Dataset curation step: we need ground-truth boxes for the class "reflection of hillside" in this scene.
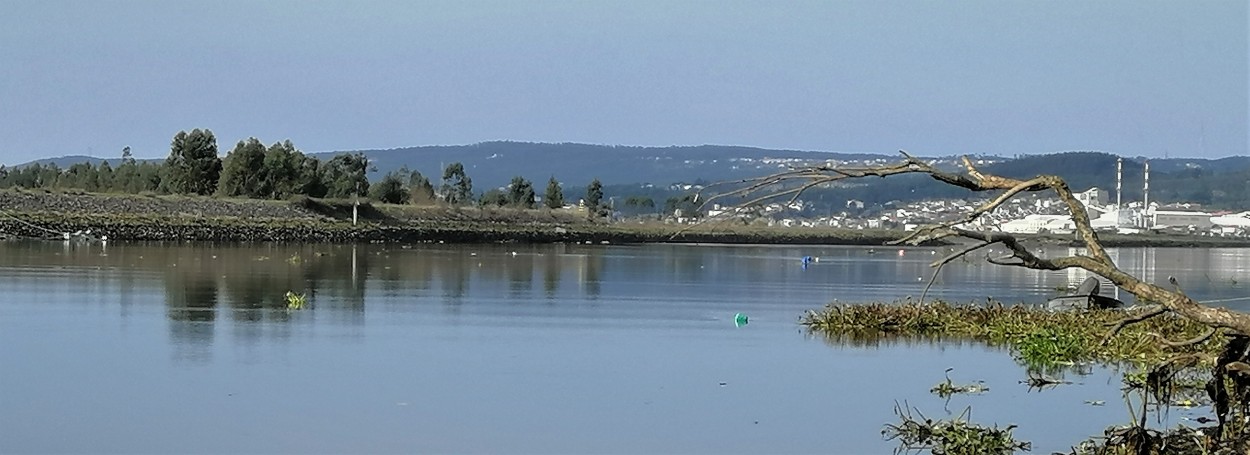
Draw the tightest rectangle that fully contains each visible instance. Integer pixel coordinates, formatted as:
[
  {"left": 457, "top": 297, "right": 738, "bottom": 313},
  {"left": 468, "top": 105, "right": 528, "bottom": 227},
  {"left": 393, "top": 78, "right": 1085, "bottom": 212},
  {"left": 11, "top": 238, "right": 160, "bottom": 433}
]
[
  {"left": 153, "top": 244, "right": 369, "bottom": 357},
  {"left": 6, "top": 241, "right": 1249, "bottom": 355}
]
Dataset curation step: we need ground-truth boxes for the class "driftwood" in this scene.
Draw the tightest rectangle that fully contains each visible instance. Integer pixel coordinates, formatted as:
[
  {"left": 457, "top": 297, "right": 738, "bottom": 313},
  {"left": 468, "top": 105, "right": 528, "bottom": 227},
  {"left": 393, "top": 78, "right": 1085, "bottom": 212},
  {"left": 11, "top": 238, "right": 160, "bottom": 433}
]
[{"left": 699, "top": 152, "right": 1250, "bottom": 340}]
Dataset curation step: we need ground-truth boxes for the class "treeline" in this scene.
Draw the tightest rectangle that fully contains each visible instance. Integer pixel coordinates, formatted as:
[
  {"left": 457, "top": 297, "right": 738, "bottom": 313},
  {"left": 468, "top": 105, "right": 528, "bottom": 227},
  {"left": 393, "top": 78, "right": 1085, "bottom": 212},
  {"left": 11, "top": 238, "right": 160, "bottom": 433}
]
[
  {"left": 0, "top": 129, "right": 623, "bottom": 216},
  {"left": 0, "top": 130, "right": 367, "bottom": 200}
]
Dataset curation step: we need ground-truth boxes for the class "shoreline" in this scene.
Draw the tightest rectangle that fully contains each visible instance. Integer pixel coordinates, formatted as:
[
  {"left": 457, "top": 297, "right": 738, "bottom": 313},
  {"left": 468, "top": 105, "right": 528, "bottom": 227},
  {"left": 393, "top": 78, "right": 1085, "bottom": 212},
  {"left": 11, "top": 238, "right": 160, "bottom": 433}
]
[{"left": 2, "top": 189, "right": 1249, "bottom": 247}]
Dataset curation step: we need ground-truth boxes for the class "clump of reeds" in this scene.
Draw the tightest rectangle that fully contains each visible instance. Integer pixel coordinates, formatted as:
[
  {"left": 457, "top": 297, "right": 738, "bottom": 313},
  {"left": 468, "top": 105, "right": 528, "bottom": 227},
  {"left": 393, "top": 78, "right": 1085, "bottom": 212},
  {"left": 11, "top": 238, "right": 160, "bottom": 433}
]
[
  {"left": 883, "top": 403, "right": 1030, "bottom": 455},
  {"left": 801, "top": 300, "right": 1221, "bottom": 367}
]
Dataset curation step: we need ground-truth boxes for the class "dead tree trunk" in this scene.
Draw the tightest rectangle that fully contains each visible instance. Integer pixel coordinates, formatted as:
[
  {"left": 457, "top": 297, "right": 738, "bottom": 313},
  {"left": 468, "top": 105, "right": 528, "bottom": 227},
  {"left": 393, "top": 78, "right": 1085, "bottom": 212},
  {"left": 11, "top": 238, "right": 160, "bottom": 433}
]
[{"left": 701, "top": 152, "right": 1250, "bottom": 338}]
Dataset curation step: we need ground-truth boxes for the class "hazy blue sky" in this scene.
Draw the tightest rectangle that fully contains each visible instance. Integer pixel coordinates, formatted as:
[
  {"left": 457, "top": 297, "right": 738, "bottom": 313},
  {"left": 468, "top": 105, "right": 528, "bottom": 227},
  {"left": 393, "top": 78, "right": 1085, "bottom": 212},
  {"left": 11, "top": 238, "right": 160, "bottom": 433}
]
[{"left": 1, "top": 0, "right": 1246, "bottom": 164}]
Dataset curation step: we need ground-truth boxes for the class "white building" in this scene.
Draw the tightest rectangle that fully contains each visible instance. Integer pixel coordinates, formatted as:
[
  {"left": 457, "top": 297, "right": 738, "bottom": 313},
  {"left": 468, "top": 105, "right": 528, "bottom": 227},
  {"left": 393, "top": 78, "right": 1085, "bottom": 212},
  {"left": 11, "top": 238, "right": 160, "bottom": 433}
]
[
  {"left": 1151, "top": 209, "right": 1213, "bottom": 229},
  {"left": 999, "top": 214, "right": 1075, "bottom": 234},
  {"left": 1089, "top": 205, "right": 1147, "bottom": 230},
  {"left": 1212, "top": 212, "right": 1250, "bottom": 228},
  {"left": 1076, "top": 187, "right": 1109, "bottom": 208},
  {"left": 1211, "top": 212, "right": 1250, "bottom": 235}
]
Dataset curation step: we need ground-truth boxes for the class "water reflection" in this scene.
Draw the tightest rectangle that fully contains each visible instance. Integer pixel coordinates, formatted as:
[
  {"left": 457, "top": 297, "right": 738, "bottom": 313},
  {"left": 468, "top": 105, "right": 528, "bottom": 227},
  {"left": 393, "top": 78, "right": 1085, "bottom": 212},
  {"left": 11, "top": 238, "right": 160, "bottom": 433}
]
[
  {"left": 4, "top": 241, "right": 1250, "bottom": 350},
  {"left": 5, "top": 241, "right": 1250, "bottom": 453},
  {"left": 581, "top": 248, "right": 603, "bottom": 299},
  {"left": 544, "top": 246, "right": 561, "bottom": 299}
]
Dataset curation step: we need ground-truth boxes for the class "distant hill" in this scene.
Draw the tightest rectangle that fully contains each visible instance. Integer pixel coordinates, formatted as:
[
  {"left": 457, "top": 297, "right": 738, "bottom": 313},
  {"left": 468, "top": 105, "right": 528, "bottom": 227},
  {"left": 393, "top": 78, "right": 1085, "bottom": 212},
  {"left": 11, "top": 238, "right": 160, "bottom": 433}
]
[
  {"left": 316, "top": 141, "right": 895, "bottom": 189},
  {"left": 14, "top": 142, "right": 1250, "bottom": 210},
  {"left": 15, "top": 155, "right": 129, "bottom": 169},
  {"left": 319, "top": 143, "right": 1248, "bottom": 209},
  {"left": 1145, "top": 156, "right": 1250, "bottom": 175},
  {"left": 803, "top": 151, "right": 1250, "bottom": 209}
]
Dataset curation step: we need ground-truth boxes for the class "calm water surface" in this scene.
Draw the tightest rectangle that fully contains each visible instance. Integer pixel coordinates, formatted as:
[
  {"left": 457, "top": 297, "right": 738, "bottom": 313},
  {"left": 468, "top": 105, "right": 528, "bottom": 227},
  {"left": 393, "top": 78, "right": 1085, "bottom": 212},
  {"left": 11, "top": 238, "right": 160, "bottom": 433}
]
[{"left": 3, "top": 241, "right": 1249, "bottom": 454}]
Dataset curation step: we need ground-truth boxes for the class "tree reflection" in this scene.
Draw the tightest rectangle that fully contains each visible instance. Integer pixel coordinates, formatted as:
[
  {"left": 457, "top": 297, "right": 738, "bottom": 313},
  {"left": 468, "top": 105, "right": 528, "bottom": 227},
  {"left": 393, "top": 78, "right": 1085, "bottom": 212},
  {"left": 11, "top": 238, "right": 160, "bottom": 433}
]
[
  {"left": 439, "top": 255, "right": 470, "bottom": 307},
  {"left": 581, "top": 248, "right": 603, "bottom": 299},
  {"left": 154, "top": 243, "right": 377, "bottom": 352},
  {"left": 508, "top": 252, "right": 534, "bottom": 298},
  {"left": 164, "top": 247, "right": 220, "bottom": 363},
  {"left": 544, "top": 248, "right": 562, "bottom": 299}
]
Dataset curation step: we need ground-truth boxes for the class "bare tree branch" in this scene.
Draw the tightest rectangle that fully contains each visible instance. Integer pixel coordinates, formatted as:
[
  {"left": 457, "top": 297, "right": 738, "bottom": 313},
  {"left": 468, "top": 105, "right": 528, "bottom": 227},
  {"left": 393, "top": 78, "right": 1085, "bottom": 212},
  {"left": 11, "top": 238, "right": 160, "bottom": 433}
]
[
  {"left": 1101, "top": 305, "right": 1169, "bottom": 345},
  {"left": 1149, "top": 328, "right": 1219, "bottom": 348},
  {"left": 916, "top": 241, "right": 993, "bottom": 304},
  {"left": 716, "top": 152, "right": 1250, "bottom": 338}
]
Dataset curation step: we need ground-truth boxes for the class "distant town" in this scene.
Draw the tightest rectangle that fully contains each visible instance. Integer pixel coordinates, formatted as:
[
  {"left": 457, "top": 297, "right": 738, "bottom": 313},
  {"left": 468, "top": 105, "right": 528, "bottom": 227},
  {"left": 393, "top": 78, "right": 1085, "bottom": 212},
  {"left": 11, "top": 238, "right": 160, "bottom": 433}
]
[{"left": 645, "top": 156, "right": 1250, "bottom": 238}]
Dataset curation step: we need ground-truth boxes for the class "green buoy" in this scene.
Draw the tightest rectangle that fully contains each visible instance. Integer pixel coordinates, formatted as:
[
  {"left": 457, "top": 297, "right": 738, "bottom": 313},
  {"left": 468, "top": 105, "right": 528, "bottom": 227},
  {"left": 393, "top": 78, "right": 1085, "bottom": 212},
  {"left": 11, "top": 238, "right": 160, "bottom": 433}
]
[{"left": 734, "top": 313, "right": 749, "bottom": 327}]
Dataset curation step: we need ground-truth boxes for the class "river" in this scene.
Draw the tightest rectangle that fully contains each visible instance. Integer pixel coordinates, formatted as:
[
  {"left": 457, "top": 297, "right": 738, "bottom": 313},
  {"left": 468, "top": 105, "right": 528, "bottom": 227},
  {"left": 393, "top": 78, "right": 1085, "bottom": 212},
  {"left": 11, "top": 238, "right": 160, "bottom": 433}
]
[{"left": 2, "top": 241, "right": 1249, "bottom": 453}]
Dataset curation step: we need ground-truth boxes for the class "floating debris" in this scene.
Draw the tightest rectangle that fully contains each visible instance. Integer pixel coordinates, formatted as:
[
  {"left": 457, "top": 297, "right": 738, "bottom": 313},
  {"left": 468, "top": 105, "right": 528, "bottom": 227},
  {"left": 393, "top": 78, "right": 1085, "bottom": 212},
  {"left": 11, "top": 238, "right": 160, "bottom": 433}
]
[
  {"left": 884, "top": 403, "right": 1030, "bottom": 455},
  {"left": 931, "top": 369, "right": 989, "bottom": 398},
  {"left": 1021, "top": 371, "right": 1071, "bottom": 389},
  {"left": 285, "top": 291, "right": 307, "bottom": 310},
  {"left": 734, "top": 313, "right": 749, "bottom": 327}
]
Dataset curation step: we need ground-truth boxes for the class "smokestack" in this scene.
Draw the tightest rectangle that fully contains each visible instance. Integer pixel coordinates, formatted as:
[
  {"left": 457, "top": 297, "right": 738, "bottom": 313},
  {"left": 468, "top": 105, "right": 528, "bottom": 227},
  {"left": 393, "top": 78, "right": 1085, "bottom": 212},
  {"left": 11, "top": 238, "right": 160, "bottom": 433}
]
[
  {"left": 1143, "top": 160, "right": 1150, "bottom": 227},
  {"left": 1116, "top": 157, "right": 1122, "bottom": 208}
]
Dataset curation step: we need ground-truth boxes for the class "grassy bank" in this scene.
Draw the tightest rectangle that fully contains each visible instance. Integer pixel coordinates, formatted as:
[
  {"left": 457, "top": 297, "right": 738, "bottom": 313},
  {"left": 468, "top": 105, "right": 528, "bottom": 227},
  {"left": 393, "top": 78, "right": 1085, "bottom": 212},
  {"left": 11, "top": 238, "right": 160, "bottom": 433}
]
[{"left": 0, "top": 189, "right": 908, "bottom": 244}]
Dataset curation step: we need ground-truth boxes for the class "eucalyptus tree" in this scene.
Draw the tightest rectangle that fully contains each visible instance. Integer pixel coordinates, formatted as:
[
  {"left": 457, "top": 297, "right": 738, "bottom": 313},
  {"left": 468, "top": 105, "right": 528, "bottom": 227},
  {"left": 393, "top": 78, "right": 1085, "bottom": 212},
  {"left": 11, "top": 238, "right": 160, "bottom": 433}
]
[
  {"left": 323, "top": 152, "right": 370, "bottom": 199},
  {"left": 369, "top": 170, "right": 409, "bottom": 204},
  {"left": 164, "top": 129, "right": 221, "bottom": 195},
  {"left": 408, "top": 170, "right": 436, "bottom": 205},
  {"left": 507, "top": 176, "right": 536, "bottom": 208},
  {"left": 218, "top": 138, "right": 267, "bottom": 197},
  {"left": 440, "top": 162, "right": 473, "bottom": 205}
]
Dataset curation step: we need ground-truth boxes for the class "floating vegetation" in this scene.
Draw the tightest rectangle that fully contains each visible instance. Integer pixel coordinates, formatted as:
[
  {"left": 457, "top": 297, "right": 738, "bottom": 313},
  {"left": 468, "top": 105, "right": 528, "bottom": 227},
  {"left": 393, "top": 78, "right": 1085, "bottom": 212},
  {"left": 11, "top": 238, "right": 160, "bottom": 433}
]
[
  {"left": 284, "top": 291, "right": 307, "bottom": 310},
  {"left": 1065, "top": 422, "right": 1250, "bottom": 455},
  {"left": 1016, "top": 327, "right": 1086, "bottom": 367},
  {"left": 930, "top": 368, "right": 988, "bottom": 399},
  {"left": 826, "top": 301, "right": 1250, "bottom": 452},
  {"left": 1020, "top": 371, "right": 1071, "bottom": 390},
  {"left": 883, "top": 403, "right": 1030, "bottom": 455},
  {"left": 802, "top": 300, "right": 1222, "bottom": 368},
  {"left": 286, "top": 253, "right": 302, "bottom": 264}
]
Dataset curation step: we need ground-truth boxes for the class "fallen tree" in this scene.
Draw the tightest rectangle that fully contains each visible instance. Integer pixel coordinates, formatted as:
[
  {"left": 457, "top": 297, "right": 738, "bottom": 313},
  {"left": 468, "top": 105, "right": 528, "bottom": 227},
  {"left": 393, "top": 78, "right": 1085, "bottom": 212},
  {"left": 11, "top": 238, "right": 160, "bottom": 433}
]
[
  {"left": 699, "top": 152, "right": 1250, "bottom": 450},
  {"left": 702, "top": 152, "right": 1250, "bottom": 337}
]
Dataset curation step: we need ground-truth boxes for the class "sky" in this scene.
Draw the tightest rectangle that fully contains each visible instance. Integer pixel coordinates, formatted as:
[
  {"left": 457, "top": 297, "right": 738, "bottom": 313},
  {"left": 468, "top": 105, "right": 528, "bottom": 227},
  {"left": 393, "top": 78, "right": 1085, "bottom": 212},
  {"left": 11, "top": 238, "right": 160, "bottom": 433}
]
[{"left": 1, "top": 0, "right": 1246, "bottom": 165}]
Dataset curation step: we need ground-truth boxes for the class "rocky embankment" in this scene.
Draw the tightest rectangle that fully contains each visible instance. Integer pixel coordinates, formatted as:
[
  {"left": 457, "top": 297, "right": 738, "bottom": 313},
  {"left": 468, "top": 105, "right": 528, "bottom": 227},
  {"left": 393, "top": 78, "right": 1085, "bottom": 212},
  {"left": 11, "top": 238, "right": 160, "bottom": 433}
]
[
  {"left": 2, "top": 190, "right": 1245, "bottom": 246},
  {"left": 0, "top": 190, "right": 323, "bottom": 218}
]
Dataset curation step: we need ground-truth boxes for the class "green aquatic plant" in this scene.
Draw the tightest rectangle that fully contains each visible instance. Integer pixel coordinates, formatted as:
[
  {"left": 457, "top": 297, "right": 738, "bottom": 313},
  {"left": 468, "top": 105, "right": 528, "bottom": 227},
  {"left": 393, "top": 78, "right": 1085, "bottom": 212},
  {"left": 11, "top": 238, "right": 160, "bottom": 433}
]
[
  {"left": 802, "top": 301, "right": 1222, "bottom": 368},
  {"left": 1015, "top": 327, "right": 1086, "bottom": 367},
  {"left": 930, "top": 368, "right": 988, "bottom": 399},
  {"left": 285, "top": 291, "right": 307, "bottom": 310},
  {"left": 286, "top": 253, "right": 302, "bottom": 264},
  {"left": 883, "top": 403, "right": 1030, "bottom": 455}
]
